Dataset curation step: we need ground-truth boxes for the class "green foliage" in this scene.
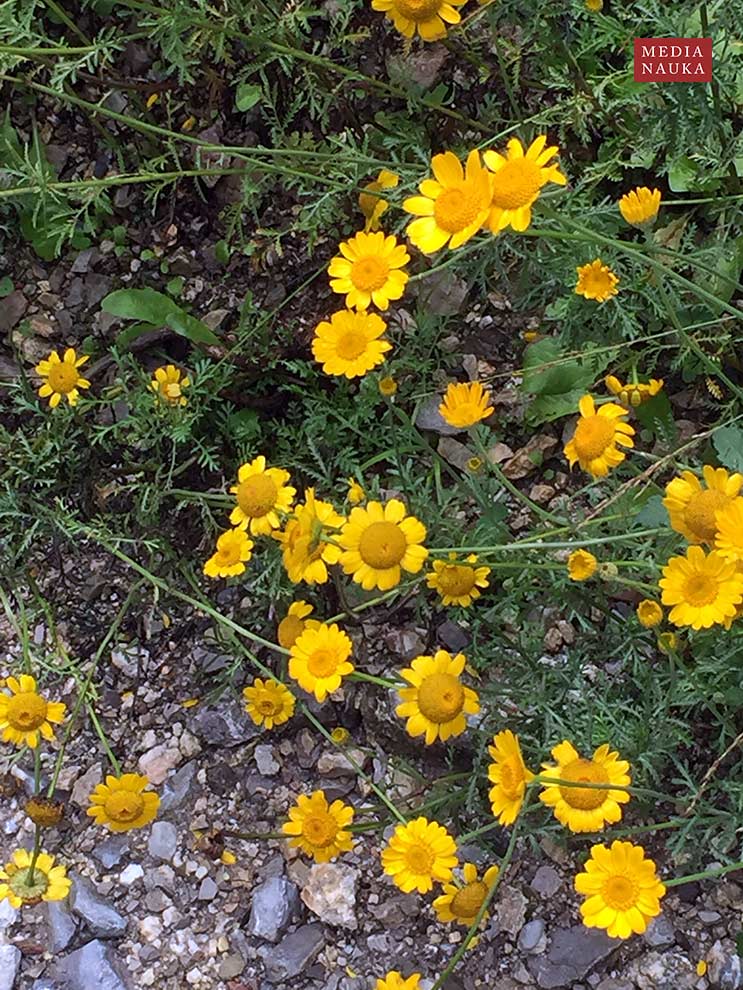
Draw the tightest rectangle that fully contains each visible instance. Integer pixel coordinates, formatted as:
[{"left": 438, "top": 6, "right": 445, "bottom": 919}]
[{"left": 102, "top": 289, "right": 222, "bottom": 347}]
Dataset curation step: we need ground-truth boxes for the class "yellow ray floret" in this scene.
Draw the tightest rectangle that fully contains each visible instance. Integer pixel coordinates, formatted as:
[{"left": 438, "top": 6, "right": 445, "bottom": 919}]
[
  {"left": 359, "top": 169, "right": 399, "bottom": 231},
  {"left": 288, "top": 622, "right": 354, "bottom": 702},
  {"left": 243, "top": 678, "right": 296, "bottom": 729},
  {"left": 433, "top": 862, "right": 500, "bottom": 926},
  {"left": 659, "top": 546, "right": 743, "bottom": 629},
  {"left": 229, "top": 456, "right": 296, "bottom": 535},
  {"left": 274, "top": 489, "right": 345, "bottom": 585},
  {"left": 484, "top": 135, "right": 566, "bottom": 233},
  {"left": 426, "top": 553, "right": 490, "bottom": 606},
  {"left": 282, "top": 789, "right": 354, "bottom": 862},
  {"left": 618, "top": 186, "right": 661, "bottom": 227},
  {"left": 328, "top": 231, "right": 409, "bottom": 311},
  {"left": 488, "top": 730, "right": 534, "bottom": 825},
  {"left": 439, "top": 381, "right": 494, "bottom": 429},
  {"left": 203, "top": 528, "right": 253, "bottom": 579},
  {"left": 381, "top": 816, "right": 458, "bottom": 893},
  {"left": 539, "top": 740, "right": 631, "bottom": 833},
  {"left": 575, "top": 840, "right": 665, "bottom": 939},
  {"left": 0, "top": 848, "right": 71, "bottom": 908},
  {"left": 312, "top": 309, "right": 392, "bottom": 379},
  {"left": 396, "top": 650, "right": 480, "bottom": 744},
  {"left": 371, "top": 0, "right": 467, "bottom": 41},
  {"left": 663, "top": 465, "right": 742, "bottom": 545},
  {"left": 564, "top": 394, "right": 635, "bottom": 478},
  {"left": 575, "top": 260, "right": 619, "bottom": 302},
  {"left": 87, "top": 773, "right": 160, "bottom": 832},
  {"left": 150, "top": 364, "right": 189, "bottom": 405},
  {"left": 35, "top": 347, "right": 90, "bottom": 409},
  {"left": 338, "top": 499, "right": 428, "bottom": 591},
  {"left": 0, "top": 675, "right": 66, "bottom": 749}
]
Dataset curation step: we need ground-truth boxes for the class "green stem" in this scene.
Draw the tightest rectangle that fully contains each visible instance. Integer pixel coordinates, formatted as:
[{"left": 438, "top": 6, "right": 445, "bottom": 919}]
[
  {"left": 87, "top": 704, "right": 122, "bottom": 774},
  {"left": 27, "top": 826, "right": 42, "bottom": 885},
  {"left": 0, "top": 45, "right": 97, "bottom": 55},
  {"left": 472, "top": 432, "right": 565, "bottom": 526},
  {"left": 666, "top": 860, "right": 743, "bottom": 888}
]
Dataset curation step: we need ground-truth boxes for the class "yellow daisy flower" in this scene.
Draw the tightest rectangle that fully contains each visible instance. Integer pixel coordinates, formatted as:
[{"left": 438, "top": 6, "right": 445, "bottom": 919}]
[
  {"left": 439, "top": 381, "right": 494, "bottom": 429},
  {"left": 575, "top": 260, "right": 619, "bottom": 303},
  {"left": 618, "top": 187, "right": 661, "bottom": 227},
  {"left": 585, "top": 0, "right": 603, "bottom": 9},
  {"left": 0, "top": 849, "right": 71, "bottom": 908},
  {"left": 715, "top": 498, "right": 743, "bottom": 562},
  {"left": 575, "top": 840, "right": 665, "bottom": 939},
  {"left": 433, "top": 862, "right": 500, "bottom": 926},
  {"left": 243, "top": 678, "right": 296, "bottom": 729},
  {"left": 338, "top": 499, "right": 428, "bottom": 591},
  {"left": 312, "top": 309, "right": 392, "bottom": 379},
  {"left": 150, "top": 364, "right": 189, "bottom": 405},
  {"left": 663, "top": 465, "right": 743, "bottom": 545},
  {"left": 396, "top": 650, "right": 480, "bottom": 745},
  {"left": 375, "top": 974, "right": 422, "bottom": 990},
  {"left": 539, "top": 740, "right": 631, "bottom": 833},
  {"left": 288, "top": 622, "right": 354, "bottom": 702},
  {"left": 330, "top": 726, "right": 350, "bottom": 745},
  {"left": 636, "top": 600, "right": 663, "bottom": 628},
  {"left": 0, "top": 675, "right": 66, "bottom": 749},
  {"left": 282, "top": 789, "right": 354, "bottom": 862},
  {"left": 488, "top": 730, "right": 535, "bottom": 825},
  {"left": 328, "top": 231, "right": 410, "bottom": 311},
  {"left": 25, "top": 797, "right": 64, "bottom": 829},
  {"left": 203, "top": 528, "right": 253, "bottom": 579},
  {"left": 379, "top": 375, "right": 398, "bottom": 397},
  {"left": 229, "top": 456, "right": 296, "bottom": 535},
  {"left": 35, "top": 347, "right": 90, "bottom": 408},
  {"left": 274, "top": 489, "right": 345, "bottom": 585},
  {"left": 371, "top": 0, "right": 467, "bottom": 41},
  {"left": 484, "top": 135, "right": 567, "bottom": 233},
  {"left": 657, "top": 631, "right": 679, "bottom": 654},
  {"left": 381, "top": 817, "right": 458, "bottom": 894},
  {"left": 659, "top": 546, "right": 743, "bottom": 629},
  {"left": 347, "top": 478, "right": 366, "bottom": 506},
  {"left": 277, "top": 601, "right": 317, "bottom": 649},
  {"left": 426, "top": 553, "right": 491, "bottom": 606},
  {"left": 359, "top": 169, "right": 400, "bottom": 231},
  {"left": 567, "top": 549, "right": 598, "bottom": 581},
  {"left": 605, "top": 375, "right": 664, "bottom": 408},
  {"left": 564, "top": 394, "right": 635, "bottom": 478},
  {"left": 86, "top": 773, "right": 160, "bottom": 832},
  {"left": 403, "top": 150, "right": 492, "bottom": 253}
]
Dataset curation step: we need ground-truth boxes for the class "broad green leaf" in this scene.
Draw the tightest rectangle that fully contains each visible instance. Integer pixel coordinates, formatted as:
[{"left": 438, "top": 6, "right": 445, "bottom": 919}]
[
  {"left": 236, "top": 83, "right": 262, "bottom": 112},
  {"left": 165, "top": 311, "right": 221, "bottom": 347},
  {"left": 102, "top": 288, "right": 182, "bottom": 324},
  {"left": 634, "top": 494, "right": 668, "bottom": 528},
  {"left": 712, "top": 425, "right": 743, "bottom": 474},
  {"left": 0, "top": 276, "right": 13, "bottom": 298},
  {"left": 115, "top": 322, "right": 158, "bottom": 349}
]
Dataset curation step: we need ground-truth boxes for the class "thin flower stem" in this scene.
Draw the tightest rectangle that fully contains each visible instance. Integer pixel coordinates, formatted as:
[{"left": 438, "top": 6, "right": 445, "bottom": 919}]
[
  {"left": 431, "top": 528, "right": 664, "bottom": 553},
  {"left": 33, "top": 746, "right": 41, "bottom": 797},
  {"left": 87, "top": 704, "right": 122, "bottom": 775},
  {"left": 27, "top": 825, "right": 42, "bottom": 886},
  {"left": 535, "top": 774, "right": 672, "bottom": 800},
  {"left": 0, "top": 168, "right": 250, "bottom": 199},
  {"left": 472, "top": 432, "right": 566, "bottom": 526},
  {"left": 349, "top": 671, "right": 400, "bottom": 690},
  {"left": 0, "top": 45, "right": 98, "bottom": 55},
  {"left": 666, "top": 860, "right": 743, "bottom": 888}
]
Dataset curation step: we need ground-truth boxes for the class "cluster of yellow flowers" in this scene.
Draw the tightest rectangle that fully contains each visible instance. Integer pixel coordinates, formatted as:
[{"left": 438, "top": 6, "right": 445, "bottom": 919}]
[{"left": 0, "top": 674, "right": 160, "bottom": 911}]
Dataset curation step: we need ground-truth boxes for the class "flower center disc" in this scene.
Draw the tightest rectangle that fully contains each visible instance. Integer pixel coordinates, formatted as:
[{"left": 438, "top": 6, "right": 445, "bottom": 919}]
[
  {"left": 682, "top": 573, "right": 718, "bottom": 607},
  {"left": 451, "top": 880, "right": 487, "bottom": 919},
  {"left": 490, "top": 160, "right": 542, "bottom": 209},
  {"left": 307, "top": 648, "right": 339, "bottom": 678},
  {"left": 405, "top": 843, "right": 435, "bottom": 873},
  {"left": 395, "top": 0, "right": 443, "bottom": 19},
  {"left": 47, "top": 363, "right": 78, "bottom": 393},
  {"left": 350, "top": 256, "right": 390, "bottom": 292},
  {"left": 7, "top": 693, "right": 48, "bottom": 730},
  {"left": 258, "top": 697, "right": 280, "bottom": 715},
  {"left": 498, "top": 760, "right": 523, "bottom": 798},
  {"left": 603, "top": 874, "right": 638, "bottom": 911},
  {"left": 9, "top": 866, "right": 49, "bottom": 902},
  {"left": 684, "top": 490, "right": 729, "bottom": 543},
  {"left": 574, "top": 416, "right": 615, "bottom": 461},
  {"left": 106, "top": 791, "right": 145, "bottom": 823},
  {"left": 237, "top": 475, "right": 278, "bottom": 517},
  {"left": 336, "top": 330, "right": 368, "bottom": 361},
  {"left": 417, "top": 673, "right": 465, "bottom": 723},
  {"left": 358, "top": 521, "right": 407, "bottom": 569},
  {"left": 303, "top": 812, "right": 336, "bottom": 848},
  {"left": 559, "top": 758, "right": 610, "bottom": 810},
  {"left": 438, "top": 565, "right": 476, "bottom": 597},
  {"left": 433, "top": 187, "right": 480, "bottom": 233},
  {"left": 217, "top": 537, "right": 242, "bottom": 566}
]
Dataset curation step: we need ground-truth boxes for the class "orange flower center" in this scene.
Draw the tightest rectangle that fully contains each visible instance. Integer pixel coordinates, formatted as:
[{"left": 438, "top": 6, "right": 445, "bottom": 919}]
[
  {"left": 46, "top": 362, "right": 78, "bottom": 394},
  {"left": 498, "top": 759, "right": 524, "bottom": 799},
  {"left": 573, "top": 415, "right": 615, "bottom": 461},
  {"left": 433, "top": 187, "right": 481, "bottom": 233},
  {"left": 302, "top": 811, "right": 337, "bottom": 848},
  {"left": 307, "top": 648, "right": 339, "bottom": 678},
  {"left": 350, "top": 256, "right": 390, "bottom": 292},
  {"left": 405, "top": 842, "right": 435, "bottom": 873},
  {"left": 602, "top": 874, "right": 638, "bottom": 911},
  {"left": 490, "top": 159, "right": 542, "bottom": 209},
  {"left": 683, "top": 490, "right": 729, "bottom": 543},
  {"left": 7, "top": 693, "right": 48, "bottom": 731},
  {"left": 559, "top": 758, "right": 609, "bottom": 810},
  {"left": 451, "top": 880, "right": 488, "bottom": 919},
  {"left": 105, "top": 790, "right": 145, "bottom": 823},
  {"left": 437, "top": 564, "right": 476, "bottom": 597},
  {"left": 580, "top": 266, "right": 615, "bottom": 297},
  {"left": 335, "top": 328, "right": 369, "bottom": 361},
  {"left": 358, "top": 521, "right": 407, "bottom": 569},
  {"left": 236, "top": 475, "right": 278, "bottom": 518},
  {"left": 278, "top": 614, "right": 305, "bottom": 649},
  {"left": 394, "top": 0, "right": 443, "bottom": 19},
  {"left": 417, "top": 673, "right": 465, "bottom": 723},
  {"left": 257, "top": 695, "right": 281, "bottom": 716},
  {"left": 681, "top": 572, "right": 719, "bottom": 607}
]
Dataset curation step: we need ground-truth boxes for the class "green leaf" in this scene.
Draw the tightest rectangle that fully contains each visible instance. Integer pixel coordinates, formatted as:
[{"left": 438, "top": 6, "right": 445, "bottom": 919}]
[
  {"left": 0, "top": 276, "right": 13, "bottom": 298},
  {"left": 102, "top": 288, "right": 182, "bottom": 324},
  {"left": 634, "top": 393, "right": 678, "bottom": 445},
  {"left": 165, "top": 311, "right": 221, "bottom": 347},
  {"left": 712, "top": 425, "right": 743, "bottom": 473},
  {"left": 634, "top": 494, "right": 668, "bottom": 528},
  {"left": 235, "top": 83, "right": 262, "bottom": 112},
  {"left": 114, "top": 322, "right": 157, "bottom": 348}
]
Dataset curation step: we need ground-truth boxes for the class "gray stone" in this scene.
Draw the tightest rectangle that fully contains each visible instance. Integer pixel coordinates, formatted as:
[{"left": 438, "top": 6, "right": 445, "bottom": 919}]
[
  {"left": 0, "top": 945, "right": 21, "bottom": 990},
  {"left": 0, "top": 290, "right": 27, "bottom": 334},
  {"left": 55, "top": 939, "right": 129, "bottom": 990},
  {"left": 148, "top": 821, "right": 178, "bottom": 862},
  {"left": 261, "top": 924, "right": 324, "bottom": 983},
  {"left": 531, "top": 865, "right": 562, "bottom": 898},
  {"left": 93, "top": 835, "right": 129, "bottom": 870},
  {"left": 218, "top": 953, "right": 246, "bottom": 980},
  {"left": 248, "top": 876, "right": 300, "bottom": 942},
  {"left": 0, "top": 899, "right": 17, "bottom": 930},
  {"left": 708, "top": 940, "right": 743, "bottom": 989},
  {"left": 494, "top": 885, "right": 528, "bottom": 936},
  {"left": 528, "top": 926, "right": 619, "bottom": 989},
  {"left": 254, "top": 744, "right": 280, "bottom": 776},
  {"left": 596, "top": 980, "right": 633, "bottom": 990},
  {"left": 198, "top": 877, "right": 218, "bottom": 901},
  {"left": 316, "top": 748, "right": 370, "bottom": 777},
  {"left": 698, "top": 909, "right": 722, "bottom": 924},
  {"left": 190, "top": 700, "right": 258, "bottom": 747},
  {"left": 70, "top": 765, "right": 102, "bottom": 807},
  {"left": 118, "top": 863, "right": 143, "bottom": 886},
  {"left": 45, "top": 898, "right": 77, "bottom": 951},
  {"left": 159, "top": 760, "right": 198, "bottom": 813},
  {"left": 71, "top": 875, "right": 127, "bottom": 937},
  {"left": 518, "top": 919, "right": 547, "bottom": 954},
  {"left": 625, "top": 950, "right": 698, "bottom": 989},
  {"left": 70, "top": 247, "right": 100, "bottom": 274},
  {"left": 415, "top": 396, "right": 460, "bottom": 436},
  {"left": 642, "top": 913, "right": 676, "bottom": 948},
  {"left": 301, "top": 863, "right": 358, "bottom": 929}
]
